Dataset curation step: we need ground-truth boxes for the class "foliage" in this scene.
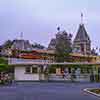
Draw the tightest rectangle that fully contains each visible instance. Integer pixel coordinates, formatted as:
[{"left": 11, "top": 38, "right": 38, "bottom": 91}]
[
  {"left": 91, "top": 48, "right": 98, "bottom": 55},
  {"left": 49, "top": 66, "right": 56, "bottom": 73},
  {"left": 0, "top": 64, "right": 9, "bottom": 72},
  {"left": 2, "top": 40, "right": 13, "bottom": 49},
  {"left": 0, "top": 57, "right": 8, "bottom": 64},
  {"left": 32, "top": 43, "right": 45, "bottom": 49},
  {"left": 0, "top": 57, "right": 9, "bottom": 72},
  {"left": 20, "top": 50, "right": 32, "bottom": 53},
  {"left": 55, "top": 31, "right": 72, "bottom": 62},
  {"left": 90, "top": 89, "right": 100, "bottom": 94}
]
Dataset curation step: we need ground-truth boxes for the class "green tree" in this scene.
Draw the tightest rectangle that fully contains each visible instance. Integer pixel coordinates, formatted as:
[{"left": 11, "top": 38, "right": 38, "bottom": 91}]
[
  {"left": 0, "top": 64, "right": 9, "bottom": 72},
  {"left": 32, "top": 43, "right": 45, "bottom": 49},
  {"left": 0, "top": 57, "right": 8, "bottom": 72},
  {"left": 0, "top": 57, "right": 8, "bottom": 64},
  {"left": 3, "top": 40, "right": 13, "bottom": 49},
  {"left": 91, "top": 48, "right": 98, "bottom": 56},
  {"left": 55, "top": 30, "right": 72, "bottom": 62}
]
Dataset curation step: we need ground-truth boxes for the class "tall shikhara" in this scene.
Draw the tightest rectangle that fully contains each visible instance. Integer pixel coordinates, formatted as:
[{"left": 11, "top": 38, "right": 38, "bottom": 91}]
[{"left": 73, "top": 24, "right": 91, "bottom": 55}]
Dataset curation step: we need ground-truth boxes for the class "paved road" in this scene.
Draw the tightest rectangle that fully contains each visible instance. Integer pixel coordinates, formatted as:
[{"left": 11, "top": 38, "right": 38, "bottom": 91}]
[{"left": 0, "top": 82, "right": 100, "bottom": 100}]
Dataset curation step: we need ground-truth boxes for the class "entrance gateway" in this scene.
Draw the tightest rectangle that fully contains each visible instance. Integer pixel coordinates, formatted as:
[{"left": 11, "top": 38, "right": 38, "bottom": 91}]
[{"left": 9, "top": 59, "right": 100, "bottom": 82}]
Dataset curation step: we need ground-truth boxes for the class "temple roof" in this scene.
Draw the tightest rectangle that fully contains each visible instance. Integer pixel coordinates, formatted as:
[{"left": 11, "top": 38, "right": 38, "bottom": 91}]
[
  {"left": 74, "top": 24, "right": 90, "bottom": 42},
  {"left": 48, "top": 38, "right": 56, "bottom": 50}
]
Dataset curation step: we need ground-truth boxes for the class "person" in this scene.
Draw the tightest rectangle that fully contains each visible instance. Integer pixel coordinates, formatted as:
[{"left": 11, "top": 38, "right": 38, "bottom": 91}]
[
  {"left": 64, "top": 68, "right": 69, "bottom": 79},
  {"left": 61, "top": 70, "right": 65, "bottom": 78},
  {"left": 75, "top": 68, "right": 81, "bottom": 81},
  {"left": 71, "top": 69, "right": 75, "bottom": 82}
]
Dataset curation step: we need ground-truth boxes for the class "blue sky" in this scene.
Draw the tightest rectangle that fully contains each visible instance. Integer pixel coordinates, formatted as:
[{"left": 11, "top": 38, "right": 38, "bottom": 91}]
[{"left": 0, "top": 0, "right": 100, "bottom": 50}]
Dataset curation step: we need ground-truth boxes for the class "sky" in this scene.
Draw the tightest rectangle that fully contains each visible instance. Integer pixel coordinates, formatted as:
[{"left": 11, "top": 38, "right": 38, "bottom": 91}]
[{"left": 0, "top": 0, "right": 100, "bottom": 50}]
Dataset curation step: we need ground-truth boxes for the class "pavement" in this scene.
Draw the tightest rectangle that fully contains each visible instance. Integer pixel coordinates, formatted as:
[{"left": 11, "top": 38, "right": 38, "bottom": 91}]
[{"left": 0, "top": 82, "right": 100, "bottom": 100}]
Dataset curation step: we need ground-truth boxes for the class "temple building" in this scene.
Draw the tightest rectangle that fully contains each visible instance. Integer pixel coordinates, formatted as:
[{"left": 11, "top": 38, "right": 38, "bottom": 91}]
[
  {"left": 48, "top": 29, "right": 72, "bottom": 50},
  {"left": 8, "top": 14, "right": 100, "bottom": 82},
  {"left": 11, "top": 39, "right": 33, "bottom": 51}
]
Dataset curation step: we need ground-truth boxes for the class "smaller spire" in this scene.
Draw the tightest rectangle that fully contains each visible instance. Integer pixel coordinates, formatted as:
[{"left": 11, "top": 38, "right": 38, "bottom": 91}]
[
  {"left": 20, "top": 32, "right": 23, "bottom": 40},
  {"left": 81, "top": 12, "right": 83, "bottom": 25}
]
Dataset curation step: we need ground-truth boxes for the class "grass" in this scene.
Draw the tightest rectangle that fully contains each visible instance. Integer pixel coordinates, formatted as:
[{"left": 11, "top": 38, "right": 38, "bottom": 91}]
[{"left": 89, "top": 89, "right": 100, "bottom": 94}]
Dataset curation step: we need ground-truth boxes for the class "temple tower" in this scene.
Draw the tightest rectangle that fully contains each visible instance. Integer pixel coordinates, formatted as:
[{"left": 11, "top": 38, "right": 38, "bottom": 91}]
[{"left": 73, "top": 13, "right": 91, "bottom": 55}]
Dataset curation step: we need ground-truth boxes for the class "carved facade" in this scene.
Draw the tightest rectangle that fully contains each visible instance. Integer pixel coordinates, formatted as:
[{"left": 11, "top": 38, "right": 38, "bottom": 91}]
[{"left": 73, "top": 24, "right": 91, "bottom": 55}]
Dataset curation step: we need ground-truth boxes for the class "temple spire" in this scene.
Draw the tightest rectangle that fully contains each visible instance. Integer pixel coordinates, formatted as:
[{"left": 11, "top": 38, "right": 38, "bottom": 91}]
[
  {"left": 81, "top": 13, "right": 83, "bottom": 25},
  {"left": 20, "top": 32, "right": 23, "bottom": 40}
]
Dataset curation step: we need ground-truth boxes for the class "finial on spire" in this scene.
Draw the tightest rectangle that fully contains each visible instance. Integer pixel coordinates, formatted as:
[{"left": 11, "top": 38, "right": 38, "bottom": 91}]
[
  {"left": 57, "top": 26, "right": 60, "bottom": 32},
  {"left": 81, "top": 12, "right": 83, "bottom": 25}
]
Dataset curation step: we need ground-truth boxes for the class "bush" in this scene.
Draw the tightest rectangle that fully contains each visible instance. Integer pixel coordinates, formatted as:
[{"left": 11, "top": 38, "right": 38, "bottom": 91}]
[
  {"left": 0, "top": 64, "right": 9, "bottom": 72},
  {"left": 0, "top": 57, "right": 8, "bottom": 64}
]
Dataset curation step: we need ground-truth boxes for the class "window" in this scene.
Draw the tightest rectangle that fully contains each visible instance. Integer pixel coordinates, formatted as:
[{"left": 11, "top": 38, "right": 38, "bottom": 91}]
[
  {"left": 25, "top": 66, "right": 38, "bottom": 74},
  {"left": 25, "top": 67, "right": 31, "bottom": 73},
  {"left": 32, "top": 67, "right": 38, "bottom": 73},
  {"left": 49, "top": 67, "right": 56, "bottom": 73}
]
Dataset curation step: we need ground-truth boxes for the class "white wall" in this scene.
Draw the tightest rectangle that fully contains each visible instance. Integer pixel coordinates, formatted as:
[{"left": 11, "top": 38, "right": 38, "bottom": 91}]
[{"left": 14, "top": 66, "right": 39, "bottom": 81}]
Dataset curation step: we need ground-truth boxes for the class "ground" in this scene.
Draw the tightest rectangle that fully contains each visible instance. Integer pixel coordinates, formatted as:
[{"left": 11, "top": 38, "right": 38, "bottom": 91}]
[{"left": 0, "top": 82, "right": 100, "bottom": 100}]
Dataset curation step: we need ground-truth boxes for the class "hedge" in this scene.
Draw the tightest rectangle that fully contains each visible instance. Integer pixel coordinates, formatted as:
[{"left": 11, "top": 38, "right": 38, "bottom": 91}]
[{"left": 0, "top": 64, "right": 9, "bottom": 72}]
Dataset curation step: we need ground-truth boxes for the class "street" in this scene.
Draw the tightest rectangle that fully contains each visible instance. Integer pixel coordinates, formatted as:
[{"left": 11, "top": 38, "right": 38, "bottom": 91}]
[{"left": 0, "top": 82, "right": 99, "bottom": 100}]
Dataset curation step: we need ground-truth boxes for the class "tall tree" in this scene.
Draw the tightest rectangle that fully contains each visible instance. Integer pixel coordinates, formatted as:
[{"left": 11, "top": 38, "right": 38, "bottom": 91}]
[
  {"left": 3, "top": 40, "right": 13, "bottom": 49},
  {"left": 55, "top": 30, "right": 72, "bottom": 62}
]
